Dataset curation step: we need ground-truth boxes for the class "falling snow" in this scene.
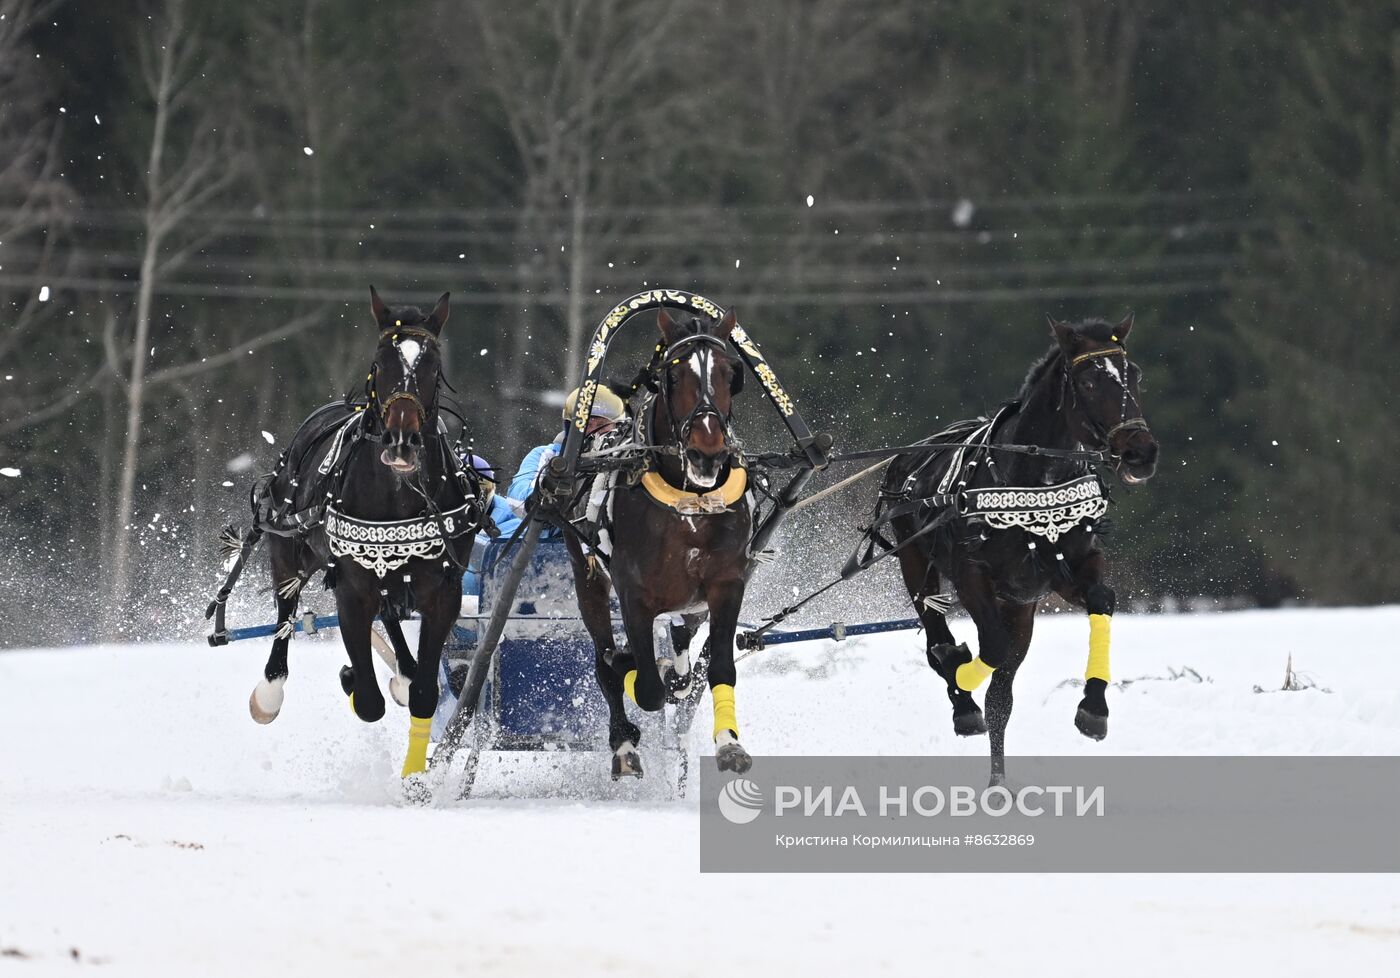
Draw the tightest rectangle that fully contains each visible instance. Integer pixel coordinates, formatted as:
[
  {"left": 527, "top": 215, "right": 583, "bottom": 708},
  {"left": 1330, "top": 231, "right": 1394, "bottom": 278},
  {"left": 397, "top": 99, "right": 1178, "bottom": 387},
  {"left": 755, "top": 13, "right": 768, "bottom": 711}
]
[{"left": 261, "top": 430, "right": 275, "bottom": 445}]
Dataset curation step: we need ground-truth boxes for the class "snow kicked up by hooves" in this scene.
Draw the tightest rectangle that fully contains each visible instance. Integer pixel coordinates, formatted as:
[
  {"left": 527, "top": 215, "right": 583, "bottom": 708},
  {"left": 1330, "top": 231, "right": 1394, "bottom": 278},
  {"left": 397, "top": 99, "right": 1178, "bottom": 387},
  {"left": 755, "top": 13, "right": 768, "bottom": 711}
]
[{"left": 1, "top": 606, "right": 1398, "bottom": 976}]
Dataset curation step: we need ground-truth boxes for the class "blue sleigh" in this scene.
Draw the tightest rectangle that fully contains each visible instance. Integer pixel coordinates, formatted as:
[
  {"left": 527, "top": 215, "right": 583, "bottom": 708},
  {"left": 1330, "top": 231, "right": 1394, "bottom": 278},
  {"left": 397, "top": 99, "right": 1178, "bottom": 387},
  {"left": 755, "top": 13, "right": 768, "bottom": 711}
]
[{"left": 432, "top": 534, "right": 702, "bottom": 799}]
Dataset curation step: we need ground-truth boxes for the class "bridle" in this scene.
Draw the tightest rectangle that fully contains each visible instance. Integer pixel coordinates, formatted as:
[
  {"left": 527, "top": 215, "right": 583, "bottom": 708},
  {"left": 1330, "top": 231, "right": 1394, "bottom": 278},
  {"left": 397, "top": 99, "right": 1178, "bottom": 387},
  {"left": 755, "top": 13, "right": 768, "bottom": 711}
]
[
  {"left": 363, "top": 326, "right": 438, "bottom": 435},
  {"left": 1065, "top": 345, "right": 1151, "bottom": 452},
  {"left": 352, "top": 323, "right": 480, "bottom": 572},
  {"left": 655, "top": 332, "right": 736, "bottom": 452}
]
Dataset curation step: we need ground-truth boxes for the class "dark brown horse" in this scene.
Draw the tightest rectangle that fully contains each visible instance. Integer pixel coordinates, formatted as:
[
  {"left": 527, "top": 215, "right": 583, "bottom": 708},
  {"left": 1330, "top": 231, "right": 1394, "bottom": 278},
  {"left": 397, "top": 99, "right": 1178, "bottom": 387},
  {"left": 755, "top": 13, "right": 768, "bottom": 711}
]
[
  {"left": 241, "top": 288, "right": 480, "bottom": 781},
  {"left": 564, "top": 307, "right": 755, "bottom": 777},
  {"left": 882, "top": 314, "right": 1158, "bottom": 783}
]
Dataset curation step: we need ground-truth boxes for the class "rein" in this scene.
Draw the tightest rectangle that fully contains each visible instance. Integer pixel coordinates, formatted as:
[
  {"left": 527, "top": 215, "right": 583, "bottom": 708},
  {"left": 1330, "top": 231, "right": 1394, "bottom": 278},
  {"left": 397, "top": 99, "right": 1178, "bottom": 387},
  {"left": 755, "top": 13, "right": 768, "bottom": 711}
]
[{"left": 750, "top": 439, "right": 1113, "bottom": 468}]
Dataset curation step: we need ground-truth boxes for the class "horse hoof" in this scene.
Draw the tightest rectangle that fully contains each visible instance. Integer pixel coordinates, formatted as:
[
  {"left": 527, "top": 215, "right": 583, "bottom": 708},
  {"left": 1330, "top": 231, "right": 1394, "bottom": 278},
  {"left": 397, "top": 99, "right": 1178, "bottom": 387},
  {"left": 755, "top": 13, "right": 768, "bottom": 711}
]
[
  {"left": 388, "top": 674, "right": 410, "bottom": 708},
  {"left": 716, "top": 742, "right": 753, "bottom": 774},
  {"left": 1074, "top": 706, "right": 1108, "bottom": 741},
  {"left": 662, "top": 663, "right": 693, "bottom": 700},
  {"left": 953, "top": 708, "right": 988, "bottom": 737},
  {"left": 352, "top": 693, "right": 385, "bottom": 723},
  {"left": 611, "top": 744, "right": 643, "bottom": 780},
  {"left": 948, "top": 686, "right": 987, "bottom": 737},
  {"left": 249, "top": 677, "right": 285, "bottom": 724},
  {"left": 1075, "top": 679, "right": 1109, "bottom": 740}
]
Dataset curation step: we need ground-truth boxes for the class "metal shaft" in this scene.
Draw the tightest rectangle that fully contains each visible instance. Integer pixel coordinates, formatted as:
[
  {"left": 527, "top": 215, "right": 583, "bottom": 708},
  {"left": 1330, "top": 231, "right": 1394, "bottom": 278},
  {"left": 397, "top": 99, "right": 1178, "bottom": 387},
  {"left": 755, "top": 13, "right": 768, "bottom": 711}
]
[{"left": 434, "top": 517, "right": 545, "bottom": 761}]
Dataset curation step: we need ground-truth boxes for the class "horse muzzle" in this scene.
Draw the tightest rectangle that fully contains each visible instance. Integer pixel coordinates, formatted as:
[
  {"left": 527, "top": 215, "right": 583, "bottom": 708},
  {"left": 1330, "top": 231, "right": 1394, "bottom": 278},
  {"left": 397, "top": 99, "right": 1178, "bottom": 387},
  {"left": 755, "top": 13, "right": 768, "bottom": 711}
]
[
  {"left": 1112, "top": 426, "right": 1159, "bottom": 485},
  {"left": 683, "top": 447, "right": 729, "bottom": 489},
  {"left": 380, "top": 428, "right": 423, "bottom": 476}
]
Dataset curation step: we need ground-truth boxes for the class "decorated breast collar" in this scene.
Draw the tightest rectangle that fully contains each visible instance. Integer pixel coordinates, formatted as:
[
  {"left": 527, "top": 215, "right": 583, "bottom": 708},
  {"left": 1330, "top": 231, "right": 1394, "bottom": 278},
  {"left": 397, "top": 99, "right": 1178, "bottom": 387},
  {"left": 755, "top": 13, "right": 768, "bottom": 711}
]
[
  {"left": 325, "top": 502, "right": 476, "bottom": 578},
  {"left": 959, "top": 474, "right": 1106, "bottom": 543},
  {"left": 911, "top": 405, "right": 1107, "bottom": 543}
]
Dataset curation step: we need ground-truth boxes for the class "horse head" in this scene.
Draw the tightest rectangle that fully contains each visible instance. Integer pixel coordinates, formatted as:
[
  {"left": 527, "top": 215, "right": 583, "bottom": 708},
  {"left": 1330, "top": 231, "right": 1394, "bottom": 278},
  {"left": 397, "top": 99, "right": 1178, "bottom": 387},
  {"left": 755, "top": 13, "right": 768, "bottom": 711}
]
[
  {"left": 367, "top": 286, "right": 449, "bottom": 476},
  {"left": 656, "top": 306, "right": 744, "bottom": 489},
  {"left": 1050, "top": 313, "right": 1159, "bottom": 485}
]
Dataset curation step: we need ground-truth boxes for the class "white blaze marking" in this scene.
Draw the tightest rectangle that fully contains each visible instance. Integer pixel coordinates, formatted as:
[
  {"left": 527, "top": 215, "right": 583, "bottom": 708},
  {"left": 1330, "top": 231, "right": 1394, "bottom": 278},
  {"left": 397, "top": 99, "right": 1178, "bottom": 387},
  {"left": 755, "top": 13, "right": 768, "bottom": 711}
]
[
  {"left": 688, "top": 351, "right": 709, "bottom": 392},
  {"left": 399, "top": 339, "right": 422, "bottom": 369},
  {"left": 1100, "top": 358, "right": 1123, "bottom": 385}
]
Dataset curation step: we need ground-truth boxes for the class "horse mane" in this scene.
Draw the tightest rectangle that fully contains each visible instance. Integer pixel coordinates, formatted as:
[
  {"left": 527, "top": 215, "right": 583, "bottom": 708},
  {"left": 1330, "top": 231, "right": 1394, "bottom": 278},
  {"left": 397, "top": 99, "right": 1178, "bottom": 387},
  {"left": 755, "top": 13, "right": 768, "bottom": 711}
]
[{"left": 1013, "top": 318, "right": 1118, "bottom": 403}]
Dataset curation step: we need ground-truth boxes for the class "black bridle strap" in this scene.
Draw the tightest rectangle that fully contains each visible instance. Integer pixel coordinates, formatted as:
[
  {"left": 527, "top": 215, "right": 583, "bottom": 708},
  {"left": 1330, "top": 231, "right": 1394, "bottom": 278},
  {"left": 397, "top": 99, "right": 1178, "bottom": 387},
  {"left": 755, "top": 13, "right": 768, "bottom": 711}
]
[
  {"left": 365, "top": 330, "right": 440, "bottom": 430},
  {"left": 1066, "top": 346, "right": 1149, "bottom": 450},
  {"left": 655, "top": 332, "right": 736, "bottom": 462}
]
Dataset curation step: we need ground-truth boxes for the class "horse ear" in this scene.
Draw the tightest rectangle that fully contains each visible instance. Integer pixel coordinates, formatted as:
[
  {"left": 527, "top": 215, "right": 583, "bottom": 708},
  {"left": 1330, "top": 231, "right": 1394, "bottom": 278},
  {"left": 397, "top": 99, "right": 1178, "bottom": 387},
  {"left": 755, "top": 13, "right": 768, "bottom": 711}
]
[
  {"left": 1048, "top": 315, "right": 1077, "bottom": 354},
  {"left": 427, "top": 292, "right": 450, "bottom": 336},
  {"left": 370, "top": 285, "right": 393, "bottom": 329},
  {"left": 657, "top": 307, "right": 681, "bottom": 345},
  {"left": 717, "top": 308, "right": 738, "bottom": 340},
  {"left": 1114, "top": 311, "right": 1134, "bottom": 344}
]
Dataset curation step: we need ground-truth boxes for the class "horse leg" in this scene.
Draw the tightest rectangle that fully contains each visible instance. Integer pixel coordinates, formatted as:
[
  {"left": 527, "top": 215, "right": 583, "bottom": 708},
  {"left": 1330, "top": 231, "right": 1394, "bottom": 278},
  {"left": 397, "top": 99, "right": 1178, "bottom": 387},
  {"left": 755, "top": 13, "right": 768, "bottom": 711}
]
[
  {"left": 897, "top": 545, "right": 985, "bottom": 736},
  {"left": 984, "top": 602, "right": 1035, "bottom": 787},
  {"left": 662, "top": 613, "right": 703, "bottom": 699},
  {"left": 946, "top": 563, "right": 1015, "bottom": 694},
  {"left": 1053, "top": 550, "right": 1114, "bottom": 741},
  {"left": 335, "top": 575, "right": 385, "bottom": 723},
  {"left": 380, "top": 614, "right": 416, "bottom": 708},
  {"left": 250, "top": 539, "right": 306, "bottom": 724},
  {"left": 705, "top": 578, "right": 750, "bottom": 774},
  {"left": 562, "top": 534, "right": 641, "bottom": 777},
  {"left": 400, "top": 570, "right": 459, "bottom": 778},
  {"left": 610, "top": 587, "right": 665, "bottom": 712}
]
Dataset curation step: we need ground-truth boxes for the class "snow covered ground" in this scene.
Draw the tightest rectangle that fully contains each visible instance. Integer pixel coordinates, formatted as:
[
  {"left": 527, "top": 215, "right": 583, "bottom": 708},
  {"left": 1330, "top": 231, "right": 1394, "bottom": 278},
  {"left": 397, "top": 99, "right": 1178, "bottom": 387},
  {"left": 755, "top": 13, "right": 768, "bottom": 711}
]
[{"left": 2, "top": 606, "right": 1399, "bottom": 976}]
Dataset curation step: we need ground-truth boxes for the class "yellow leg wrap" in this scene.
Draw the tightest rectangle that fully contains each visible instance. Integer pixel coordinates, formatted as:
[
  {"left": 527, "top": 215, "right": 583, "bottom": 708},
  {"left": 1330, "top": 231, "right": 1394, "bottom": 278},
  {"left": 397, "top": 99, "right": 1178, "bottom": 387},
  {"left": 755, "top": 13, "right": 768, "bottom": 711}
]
[
  {"left": 623, "top": 669, "right": 638, "bottom": 704},
  {"left": 401, "top": 715, "right": 432, "bottom": 778},
  {"left": 956, "top": 656, "right": 995, "bottom": 692},
  {"left": 348, "top": 692, "right": 355, "bottom": 714},
  {"left": 711, "top": 684, "right": 738, "bottom": 740},
  {"left": 1085, "top": 613, "right": 1112, "bottom": 683}
]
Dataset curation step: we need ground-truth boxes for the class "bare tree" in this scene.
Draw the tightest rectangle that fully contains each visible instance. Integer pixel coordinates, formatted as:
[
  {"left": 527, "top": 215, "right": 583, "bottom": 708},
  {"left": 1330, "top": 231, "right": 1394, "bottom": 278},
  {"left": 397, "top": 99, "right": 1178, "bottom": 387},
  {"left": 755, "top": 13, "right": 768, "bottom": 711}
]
[
  {"left": 447, "top": 0, "right": 701, "bottom": 458},
  {"left": 0, "top": 0, "right": 75, "bottom": 419},
  {"left": 106, "top": 0, "right": 248, "bottom": 608}
]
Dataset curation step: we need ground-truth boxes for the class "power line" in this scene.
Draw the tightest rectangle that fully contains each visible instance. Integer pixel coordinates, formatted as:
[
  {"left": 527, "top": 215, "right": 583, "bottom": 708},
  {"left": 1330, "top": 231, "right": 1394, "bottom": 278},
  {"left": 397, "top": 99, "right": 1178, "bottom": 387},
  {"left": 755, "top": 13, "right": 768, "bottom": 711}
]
[
  {"left": 0, "top": 273, "right": 1228, "bottom": 306},
  {"left": 0, "top": 189, "right": 1252, "bottom": 227},
  {"left": 2, "top": 245, "right": 1241, "bottom": 285}
]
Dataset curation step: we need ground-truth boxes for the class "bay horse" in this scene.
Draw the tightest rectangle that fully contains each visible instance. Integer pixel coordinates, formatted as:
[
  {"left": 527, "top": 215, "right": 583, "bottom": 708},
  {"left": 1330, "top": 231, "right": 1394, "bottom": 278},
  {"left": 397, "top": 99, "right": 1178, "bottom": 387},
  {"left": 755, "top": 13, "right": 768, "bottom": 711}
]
[
  {"left": 242, "top": 287, "right": 480, "bottom": 780},
  {"left": 562, "top": 307, "right": 754, "bottom": 777},
  {"left": 881, "top": 314, "right": 1158, "bottom": 782}
]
